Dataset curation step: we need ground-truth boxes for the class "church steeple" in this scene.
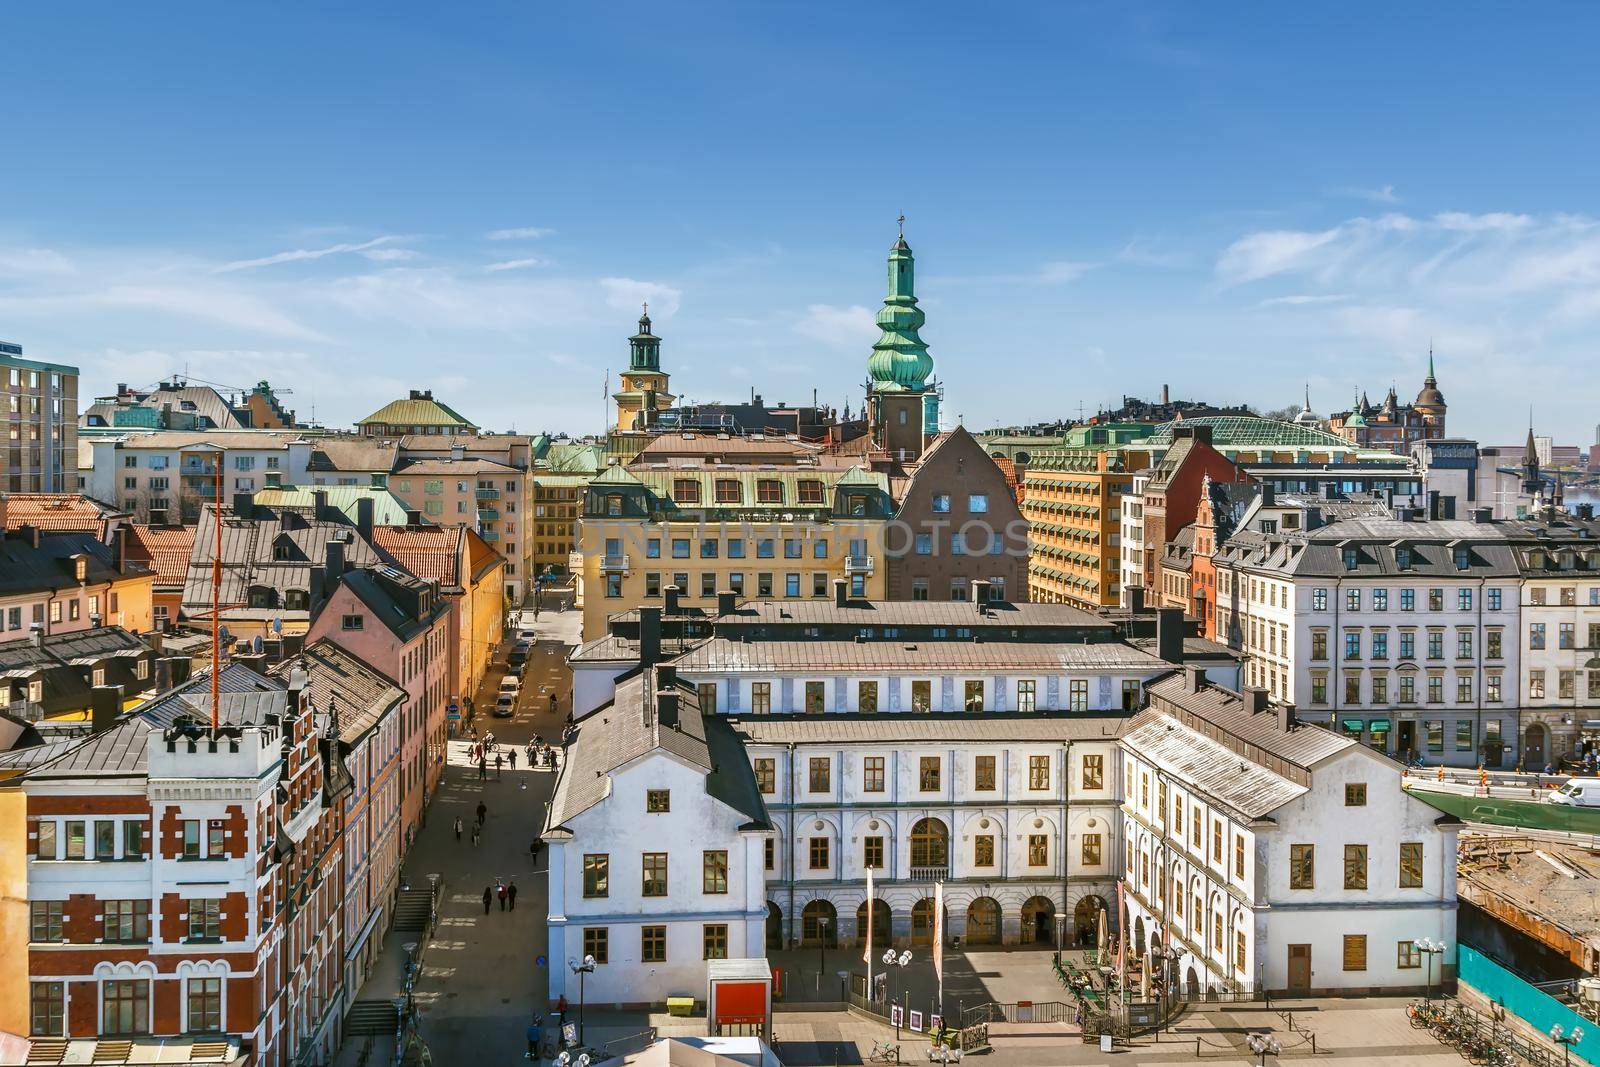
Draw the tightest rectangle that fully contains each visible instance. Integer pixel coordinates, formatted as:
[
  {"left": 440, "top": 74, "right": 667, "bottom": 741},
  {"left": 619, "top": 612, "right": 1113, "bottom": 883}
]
[
  {"left": 867, "top": 221, "right": 933, "bottom": 394},
  {"left": 628, "top": 304, "right": 662, "bottom": 373}
]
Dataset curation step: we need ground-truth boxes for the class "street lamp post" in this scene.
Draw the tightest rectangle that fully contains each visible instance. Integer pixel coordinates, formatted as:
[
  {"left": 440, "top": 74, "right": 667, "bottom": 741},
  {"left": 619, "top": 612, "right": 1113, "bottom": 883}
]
[
  {"left": 883, "top": 949, "right": 912, "bottom": 1041},
  {"left": 1415, "top": 938, "right": 1447, "bottom": 1002},
  {"left": 568, "top": 954, "right": 597, "bottom": 1047},
  {"left": 1149, "top": 945, "right": 1184, "bottom": 1035},
  {"left": 1551, "top": 1023, "right": 1584, "bottom": 1067},
  {"left": 1245, "top": 1032, "right": 1281, "bottom": 1066},
  {"left": 817, "top": 916, "right": 830, "bottom": 993}
]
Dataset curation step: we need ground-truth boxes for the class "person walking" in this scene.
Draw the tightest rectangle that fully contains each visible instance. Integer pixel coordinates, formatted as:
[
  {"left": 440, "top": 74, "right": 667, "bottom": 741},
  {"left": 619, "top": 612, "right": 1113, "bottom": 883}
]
[
  {"left": 508, "top": 881, "right": 518, "bottom": 910},
  {"left": 509, "top": 748, "right": 518, "bottom": 771},
  {"left": 478, "top": 755, "right": 487, "bottom": 780},
  {"left": 482, "top": 886, "right": 492, "bottom": 914},
  {"left": 472, "top": 823, "right": 481, "bottom": 847},
  {"left": 498, "top": 882, "right": 508, "bottom": 911},
  {"left": 495, "top": 753, "right": 504, "bottom": 779},
  {"left": 454, "top": 816, "right": 463, "bottom": 843},
  {"left": 549, "top": 692, "right": 558, "bottom": 716},
  {"left": 476, "top": 800, "right": 488, "bottom": 827}
]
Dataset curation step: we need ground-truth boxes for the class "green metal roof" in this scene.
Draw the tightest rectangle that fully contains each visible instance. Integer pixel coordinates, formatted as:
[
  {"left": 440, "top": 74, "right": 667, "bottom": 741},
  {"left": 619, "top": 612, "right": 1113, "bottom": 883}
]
[
  {"left": 1145, "top": 415, "right": 1356, "bottom": 450},
  {"left": 356, "top": 395, "right": 476, "bottom": 428},
  {"left": 255, "top": 485, "right": 414, "bottom": 525}
]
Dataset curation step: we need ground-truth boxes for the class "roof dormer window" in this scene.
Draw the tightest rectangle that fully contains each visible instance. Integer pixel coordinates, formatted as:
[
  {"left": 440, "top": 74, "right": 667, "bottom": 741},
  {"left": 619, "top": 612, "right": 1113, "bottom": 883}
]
[
  {"left": 1395, "top": 547, "right": 1412, "bottom": 569},
  {"left": 1453, "top": 547, "right": 1470, "bottom": 570},
  {"left": 1342, "top": 547, "right": 1359, "bottom": 570}
]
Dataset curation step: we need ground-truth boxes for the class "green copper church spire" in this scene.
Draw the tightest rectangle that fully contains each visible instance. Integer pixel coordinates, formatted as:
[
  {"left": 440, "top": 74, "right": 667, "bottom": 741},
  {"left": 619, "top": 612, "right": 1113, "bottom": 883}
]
[{"left": 867, "top": 218, "right": 934, "bottom": 393}]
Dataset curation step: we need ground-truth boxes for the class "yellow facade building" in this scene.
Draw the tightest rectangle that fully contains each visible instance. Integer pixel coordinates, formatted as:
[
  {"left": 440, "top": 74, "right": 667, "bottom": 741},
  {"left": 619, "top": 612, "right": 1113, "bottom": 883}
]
[{"left": 1023, "top": 448, "right": 1145, "bottom": 608}]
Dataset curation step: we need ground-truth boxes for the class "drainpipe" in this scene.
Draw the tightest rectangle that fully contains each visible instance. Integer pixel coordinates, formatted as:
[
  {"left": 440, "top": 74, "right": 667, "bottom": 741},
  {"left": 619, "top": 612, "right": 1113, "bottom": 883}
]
[
  {"left": 1060, "top": 740, "right": 1072, "bottom": 950},
  {"left": 786, "top": 742, "right": 797, "bottom": 949}
]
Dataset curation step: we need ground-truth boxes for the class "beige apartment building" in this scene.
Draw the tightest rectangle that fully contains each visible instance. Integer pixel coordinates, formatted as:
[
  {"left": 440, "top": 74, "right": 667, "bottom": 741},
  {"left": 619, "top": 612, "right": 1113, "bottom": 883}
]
[
  {"left": 577, "top": 465, "right": 893, "bottom": 639},
  {"left": 2, "top": 343, "right": 78, "bottom": 493}
]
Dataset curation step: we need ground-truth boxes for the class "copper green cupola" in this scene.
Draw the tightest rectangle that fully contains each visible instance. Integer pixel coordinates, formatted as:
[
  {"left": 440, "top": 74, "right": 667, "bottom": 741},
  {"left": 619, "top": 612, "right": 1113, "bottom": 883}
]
[{"left": 867, "top": 228, "right": 933, "bottom": 393}]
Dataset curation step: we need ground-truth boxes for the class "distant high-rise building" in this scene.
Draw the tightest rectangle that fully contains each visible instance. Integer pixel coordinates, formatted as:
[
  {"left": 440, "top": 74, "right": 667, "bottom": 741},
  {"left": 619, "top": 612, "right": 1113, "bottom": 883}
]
[{"left": 0, "top": 341, "right": 78, "bottom": 492}]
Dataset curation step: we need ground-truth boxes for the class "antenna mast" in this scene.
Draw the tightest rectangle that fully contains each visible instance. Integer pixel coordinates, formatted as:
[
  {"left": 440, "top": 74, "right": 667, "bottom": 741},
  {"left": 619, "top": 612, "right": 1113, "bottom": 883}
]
[{"left": 211, "top": 450, "right": 222, "bottom": 728}]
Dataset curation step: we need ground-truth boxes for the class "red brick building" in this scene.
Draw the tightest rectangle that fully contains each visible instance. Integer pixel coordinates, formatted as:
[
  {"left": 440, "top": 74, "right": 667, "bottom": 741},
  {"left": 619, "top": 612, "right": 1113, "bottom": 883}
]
[
  {"left": 1140, "top": 425, "right": 1250, "bottom": 592},
  {"left": 12, "top": 663, "right": 350, "bottom": 1065}
]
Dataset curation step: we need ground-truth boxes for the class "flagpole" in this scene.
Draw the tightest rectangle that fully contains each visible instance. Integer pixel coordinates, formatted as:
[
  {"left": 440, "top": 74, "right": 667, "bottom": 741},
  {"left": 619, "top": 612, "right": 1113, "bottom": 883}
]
[
  {"left": 934, "top": 881, "right": 945, "bottom": 1027},
  {"left": 864, "top": 867, "right": 874, "bottom": 1004}
]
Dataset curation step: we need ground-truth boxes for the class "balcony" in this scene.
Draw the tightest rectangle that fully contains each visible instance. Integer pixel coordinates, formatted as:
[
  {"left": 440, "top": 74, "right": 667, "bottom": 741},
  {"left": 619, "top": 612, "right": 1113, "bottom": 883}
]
[
  {"left": 845, "top": 554, "right": 875, "bottom": 576},
  {"left": 477, "top": 507, "right": 499, "bottom": 522},
  {"left": 601, "top": 554, "right": 630, "bottom": 574},
  {"left": 475, "top": 487, "right": 500, "bottom": 500},
  {"left": 908, "top": 865, "right": 949, "bottom": 883},
  {"left": 480, "top": 530, "right": 499, "bottom": 542}
]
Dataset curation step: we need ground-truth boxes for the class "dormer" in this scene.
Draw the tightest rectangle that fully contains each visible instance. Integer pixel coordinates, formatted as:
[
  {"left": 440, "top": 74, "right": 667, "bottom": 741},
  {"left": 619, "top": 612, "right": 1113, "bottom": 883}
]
[
  {"left": 1339, "top": 542, "right": 1360, "bottom": 571},
  {"left": 68, "top": 553, "right": 89, "bottom": 582},
  {"left": 1391, "top": 542, "right": 1413, "bottom": 570},
  {"left": 271, "top": 533, "right": 299, "bottom": 562},
  {"left": 247, "top": 585, "right": 278, "bottom": 609},
  {"left": 1448, "top": 541, "right": 1472, "bottom": 570}
]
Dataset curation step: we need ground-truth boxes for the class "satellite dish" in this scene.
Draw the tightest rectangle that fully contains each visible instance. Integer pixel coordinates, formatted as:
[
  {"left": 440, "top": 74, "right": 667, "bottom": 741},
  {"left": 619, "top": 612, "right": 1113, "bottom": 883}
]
[
  {"left": 577, "top": 1055, "right": 591, "bottom": 1067},
  {"left": 272, "top": 617, "right": 283, "bottom": 634},
  {"left": 252, "top": 634, "right": 264, "bottom": 653},
  {"left": 555, "top": 1053, "right": 570, "bottom": 1067}
]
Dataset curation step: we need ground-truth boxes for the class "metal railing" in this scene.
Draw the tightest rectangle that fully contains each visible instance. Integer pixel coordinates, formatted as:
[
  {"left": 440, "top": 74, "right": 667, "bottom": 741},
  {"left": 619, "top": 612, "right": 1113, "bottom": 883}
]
[
  {"left": 475, "top": 487, "right": 500, "bottom": 499},
  {"left": 908, "top": 865, "right": 949, "bottom": 883},
  {"left": 845, "top": 554, "right": 875, "bottom": 575}
]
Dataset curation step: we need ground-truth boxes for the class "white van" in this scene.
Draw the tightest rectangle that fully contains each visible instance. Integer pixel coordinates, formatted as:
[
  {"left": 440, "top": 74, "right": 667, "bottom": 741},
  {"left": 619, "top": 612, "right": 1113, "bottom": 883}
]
[{"left": 1545, "top": 778, "right": 1600, "bottom": 807}]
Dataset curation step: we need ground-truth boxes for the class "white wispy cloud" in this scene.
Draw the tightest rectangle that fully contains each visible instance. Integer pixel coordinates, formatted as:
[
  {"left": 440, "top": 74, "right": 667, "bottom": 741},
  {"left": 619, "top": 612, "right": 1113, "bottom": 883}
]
[
  {"left": 485, "top": 257, "right": 551, "bottom": 272},
  {"left": 1258, "top": 293, "right": 1352, "bottom": 307},
  {"left": 1216, "top": 227, "right": 1343, "bottom": 285},
  {"left": 214, "top": 236, "right": 408, "bottom": 273},
  {"left": 1117, "top": 239, "right": 1189, "bottom": 268},
  {"left": 1330, "top": 184, "right": 1400, "bottom": 204},
  {"left": 600, "top": 277, "right": 681, "bottom": 317},
  {"left": 0, "top": 247, "right": 76, "bottom": 278},
  {"left": 486, "top": 226, "right": 553, "bottom": 241},
  {"left": 1038, "top": 261, "right": 1096, "bottom": 284},
  {"left": 794, "top": 304, "right": 876, "bottom": 348}
]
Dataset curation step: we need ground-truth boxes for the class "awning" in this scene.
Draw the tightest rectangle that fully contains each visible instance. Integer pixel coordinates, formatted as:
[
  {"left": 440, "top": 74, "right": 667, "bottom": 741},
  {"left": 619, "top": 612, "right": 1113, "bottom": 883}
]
[
  {"left": 1369, "top": 719, "right": 1392, "bottom": 731},
  {"left": 1341, "top": 718, "right": 1365, "bottom": 731}
]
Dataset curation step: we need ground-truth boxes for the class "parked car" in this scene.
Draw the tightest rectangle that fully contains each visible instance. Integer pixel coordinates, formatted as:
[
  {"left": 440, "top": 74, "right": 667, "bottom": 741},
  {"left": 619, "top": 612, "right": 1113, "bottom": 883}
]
[
  {"left": 499, "top": 677, "right": 520, "bottom": 695},
  {"left": 507, "top": 646, "right": 530, "bottom": 668},
  {"left": 1546, "top": 778, "right": 1600, "bottom": 807},
  {"left": 518, "top": 629, "right": 537, "bottom": 642},
  {"left": 493, "top": 694, "right": 516, "bottom": 718}
]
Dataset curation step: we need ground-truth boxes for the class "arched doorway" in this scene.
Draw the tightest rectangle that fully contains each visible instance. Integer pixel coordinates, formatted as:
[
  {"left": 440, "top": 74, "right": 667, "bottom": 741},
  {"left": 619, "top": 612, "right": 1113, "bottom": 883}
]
[
  {"left": 1185, "top": 967, "right": 1200, "bottom": 1000},
  {"left": 965, "top": 897, "right": 1001, "bottom": 945},
  {"left": 1022, "top": 896, "right": 1056, "bottom": 945},
  {"left": 910, "top": 818, "right": 949, "bottom": 875},
  {"left": 801, "top": 899, "right": 837, "bottom": 947},
  {"left": 1073, "top": 895, "right": 1106, "bottom": 948},
  {"left": 766, "top": 901, "right": 783, "bottom": 950},
  {"left": 856, "top": 899, "right": 891, "bottom": 948},
  {"left": 1133, "top": 916, "right": 1146, "bottom": 959},
  {"left": 1526, "top": 723, "right": 1548, "bottom": 768},
  {"left": 911, "top": 897, "right": 942, "bottom": 945}
]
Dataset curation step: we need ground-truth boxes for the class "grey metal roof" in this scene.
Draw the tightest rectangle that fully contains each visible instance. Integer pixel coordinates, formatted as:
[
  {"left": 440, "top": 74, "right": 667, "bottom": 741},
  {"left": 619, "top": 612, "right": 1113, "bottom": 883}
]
[
  {"left": 133, "top": 662, "right": 287, "bottom": 730},
  {"left": 1143, "top": 673, "right": 1355, "bottom": 769},
  {"left": 22, "top": 718, "right": 154, "bottom": 776},
  {"left": 672, "top": 638, "right": 1167, "bottom": 673},
  {"left": 712, "top": 599, "right": 1113, "bottom": 631},
  {"left": 0, "top": 530, "right": 149, "bottom": 596},
  {"left": 1121, "top": 712, "right": 1306, "bottom": 820},
  {"left": 270, "top": 638, "right": 404, "bottom": 745},
  {"left": 545, "top": 672, "right": 769, "bottom": 833},
  {"left": 569, "top": 633, "right": 704, "bottom": 664},
  {"left": 732, "top": 712, "right": 1131, "bottom": 745},
  {"left": 181, "top": 505, "right": 382, "bottom": 616}
]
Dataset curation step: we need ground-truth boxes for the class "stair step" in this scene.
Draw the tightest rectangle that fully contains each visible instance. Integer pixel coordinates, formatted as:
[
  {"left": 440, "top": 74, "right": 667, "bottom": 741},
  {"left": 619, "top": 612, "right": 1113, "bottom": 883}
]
[{"left": 345, "top": 1001, "right": 400, "bottom": 1036}]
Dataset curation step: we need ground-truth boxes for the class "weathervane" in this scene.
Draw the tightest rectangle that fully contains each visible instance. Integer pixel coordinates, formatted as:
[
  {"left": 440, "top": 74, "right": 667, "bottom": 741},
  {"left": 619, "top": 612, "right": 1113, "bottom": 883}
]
[{"left": 897, "top": 214, "right": 906, "bottom": 238}]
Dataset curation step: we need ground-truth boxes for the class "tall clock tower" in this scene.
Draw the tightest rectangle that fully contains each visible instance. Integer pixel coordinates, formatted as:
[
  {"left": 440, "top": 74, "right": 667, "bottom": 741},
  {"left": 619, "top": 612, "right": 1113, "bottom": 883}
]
[{"left": 613, "top": 307, "right": 675, "bottom": 431}]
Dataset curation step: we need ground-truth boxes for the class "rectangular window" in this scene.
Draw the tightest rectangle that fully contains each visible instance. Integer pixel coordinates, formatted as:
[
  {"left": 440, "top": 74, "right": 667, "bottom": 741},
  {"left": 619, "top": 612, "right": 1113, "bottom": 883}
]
[
  {"left": 751, "top": 682, "right": 771, "bottom": 715},
  {"left": 1373, "top": 588, "right": 1388, "bottom": 611},
  {"left": 1017, "top": 679, "right": 1036, "bottom": 712},
  {"left": 1488, "top": 588, "right": 1502, "bottom": 611},
  {"left": 858, "top": 680, "right": 878, "bottom": 713},
  {"left": 863, "top": 756, "right": 885, "bottom": 792},
  {"left": 30, "top": 981, "right": 64, "bottom": 1037},
  {"left": 809, "top": 757, "right": 830, "bottom": 792},
  {"left": 1068, "top": 678, "right": 1088, "bottom": 711},
  {"left": 582, "top": 854, "right": 609, "bottom": 898},
  {"left": 1289, "top": 844, "right": 1314, "bottom": 889},
  {"left": 93, "top": 820, "right": 115, "bottom": 858},
  {"left": 1027, "top": 834, "right": 1049, "bottom": 867},
  {"left": 122, "top": 821, "right": 143, "bottom": 858},
  {"left": 975, "top": 755, "right": 997, "bottom": 790},
  {"left": 187, "top": 898, "right": 221, "bottom": 941},
  {"left": 1397, "top": 941, "right": 1422, "bottom": 969},
  {"left": 1082, "top": 833, "right": 1103, "bottom": 866},
  {"left": 1081, "top": 754, "right": 1104, "bottom": 790},
  {"left": 647, "top": 789, "right": 670, "bottom": 812},
  {"left": 1345, "top": 783, "right": 1367, "bottom": 806},
  {"left": 101, "top": 979, "right": 149, "bottom": 1036},
  {"left": 919, "top": 755, "right": 941, "bottom": 792},
  {"left": 642, "top": 853, "right": 668, "bottom": 896},
  {"left": 974, "top": 834, "right": 995, "bottom": 867},
  {"left": 703, "top": 850, "right": 729, "bottom": 894},
  {"left": 641, "top": 925, "right": 667, "bottom": 963},
  {"left": 1344, "top": 844, "right": 1368, "bottom": 890},
  {"left": 727, "top": 538, "right": 745, "bottom": 558},
  {"left": 911, "top": 680, "right": 932, "bottom": 712},
  {"left": 1530, "top": 622, "right": 1546, "bottom": 650},
  {"left": 30, "top": 900, "right": 63, "bottom": 941},
  {"left": 1235, "top": 836, "right": 1245, "bottom": 878},
  {"left": 1029, "top": 755, "right": 1050, "bottom": 790},
  {"left": 102, "top": 902, "right": 150, "bottom": 940},
  {"left": 583, "top": 928, "right": 608, "bottom": 964},
  {"left": 1343, "top": 934, "right": 1367, "bottom": 972},
  {"left": 809, "top": 837, "right": 830, "bottom": 870},
  {"left": 864, "top": 836, "right": 885, "bottom": 869},
  {"left": 65, "top": 820, "right": 86, "bottom": 859},
  {"left": 36, "top": 820, "right": 57, "bottom": 860},
  {"left": 703, "top": 923, "right": 729, "bottom": 960},
  {"left": 805, "top": 681, "right": 825, "bottom": 714},
  {"left": 964, "top": 680, "right": 985, "bottom": 711},
  {"left": 754, "top": 758, "right": 775, "bottom": 794},
  {"left": 1399, "top": 842, "right": 1424, "bottom": 888}
]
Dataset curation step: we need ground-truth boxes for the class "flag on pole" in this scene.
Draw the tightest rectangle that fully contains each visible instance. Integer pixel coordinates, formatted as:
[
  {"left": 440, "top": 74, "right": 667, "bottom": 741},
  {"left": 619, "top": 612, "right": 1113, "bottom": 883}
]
[{"left": 864, "top": 867, "right": 875, "bottom": 999}]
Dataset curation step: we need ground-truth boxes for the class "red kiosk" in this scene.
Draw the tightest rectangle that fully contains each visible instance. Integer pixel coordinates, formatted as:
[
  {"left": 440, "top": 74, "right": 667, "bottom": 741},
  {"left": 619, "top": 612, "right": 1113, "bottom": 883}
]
[{"left": 706, "top": 958, "right": 773, "bottom": 1040}]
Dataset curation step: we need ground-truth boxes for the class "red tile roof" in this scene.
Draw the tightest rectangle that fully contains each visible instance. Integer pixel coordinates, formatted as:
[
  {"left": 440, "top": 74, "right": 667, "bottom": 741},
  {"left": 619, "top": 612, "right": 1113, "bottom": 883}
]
[
  {"left": 4, "top": 494, "right": 116, "bottom": 533},
  {"left": 372, "top": 526, "right": 463, "bottom": 586},
  {"left": 126, "top": 525, "right": 197, "bottom": 587}
]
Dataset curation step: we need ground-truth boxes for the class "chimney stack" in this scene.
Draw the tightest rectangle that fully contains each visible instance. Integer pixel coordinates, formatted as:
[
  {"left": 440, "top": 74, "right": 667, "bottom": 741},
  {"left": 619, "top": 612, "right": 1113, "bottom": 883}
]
[
  {"left": 638, "top": 606, "right": 662, "bottom": 669},
  {"left": 655, "top": 689, "right": 680, "bottom": 729},
  {"left": 655, "top": 663, "right": 677, "bottom": 691},
  {"left": 1277, "top": 702, "right": 1297, "bottom": 732},
  {"left": 1156, "top": 607, "right": 1185, "bottom": 664},
  {"left": 324, "top": 542, "right": 345, "bottom": 594},
  {"left": 833, "top": 578, "right": 848, "bottom": 608},
  {"left": 1244, "top": 686, "right": 1270, "bottom": 714},
  {"left": 1259, "top": 484, "right": 1275, "bottom": 508},
  {"left": 663, "top": 585, "right": 681, "bottom": 616},
  {"left": 1124, "top": 585, "right": 1145, "bottom": 613},
  {"left": 90, "top": 684, "right": 122, "bottom": 734},
  {"left": 232, "top": 493, "right": 254, "bottom": 520},
  {"left": 971, "top": 579, "right": 991, "bottom": 608},
  {"left": 1161, "top": 383, "right": 1170, "bottom": 405},
  {"left": 716, "top": 591, "right": 737, "bottom": 617},
  {"left": 356, "top": 496, "right": 374, "bottom": 542},
  {"left": 1185, "top": 665, "right": 1205, "bottom": 693}
]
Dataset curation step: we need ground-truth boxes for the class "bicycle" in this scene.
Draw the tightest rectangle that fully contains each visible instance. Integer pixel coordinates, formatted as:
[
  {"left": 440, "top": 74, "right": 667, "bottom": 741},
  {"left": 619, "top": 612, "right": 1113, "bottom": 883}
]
[{"left": 868, "top": 1039, "right": 901, "bottom": 1064}]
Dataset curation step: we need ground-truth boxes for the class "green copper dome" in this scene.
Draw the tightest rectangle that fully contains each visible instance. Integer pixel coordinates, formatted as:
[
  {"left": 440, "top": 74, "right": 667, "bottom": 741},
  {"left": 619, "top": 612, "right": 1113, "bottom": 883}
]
[{"left": 867, "top": 234, "right": 933, "bottom": 393}]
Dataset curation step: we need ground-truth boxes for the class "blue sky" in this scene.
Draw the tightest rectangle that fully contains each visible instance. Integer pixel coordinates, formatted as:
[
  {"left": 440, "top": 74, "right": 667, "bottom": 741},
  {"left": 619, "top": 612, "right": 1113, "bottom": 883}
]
[{"left": 2, "top": 2, "right": 1598, "bottom": 445}]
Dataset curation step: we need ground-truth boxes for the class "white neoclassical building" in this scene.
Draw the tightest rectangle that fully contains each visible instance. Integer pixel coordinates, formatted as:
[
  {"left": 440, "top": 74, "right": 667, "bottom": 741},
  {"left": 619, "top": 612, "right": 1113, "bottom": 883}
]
[{"left": 1119, "top": 670, "right": 1459, "bottom": 997}]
